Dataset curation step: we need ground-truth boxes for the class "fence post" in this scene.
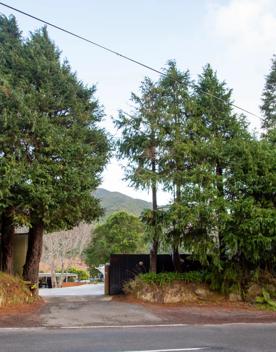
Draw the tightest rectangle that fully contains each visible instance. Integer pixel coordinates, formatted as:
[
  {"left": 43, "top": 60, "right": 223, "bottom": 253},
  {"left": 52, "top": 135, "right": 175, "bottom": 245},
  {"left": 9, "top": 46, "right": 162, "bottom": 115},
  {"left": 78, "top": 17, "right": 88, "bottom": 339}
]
[{"left": 104, "top": 263, "right": 110, "bottom": 295}]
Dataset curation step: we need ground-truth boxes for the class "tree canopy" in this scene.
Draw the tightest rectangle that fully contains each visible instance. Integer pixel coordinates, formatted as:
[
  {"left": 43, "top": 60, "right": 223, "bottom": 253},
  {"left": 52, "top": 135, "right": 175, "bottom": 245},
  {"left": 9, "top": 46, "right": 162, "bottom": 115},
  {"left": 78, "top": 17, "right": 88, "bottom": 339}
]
[
  {"left": 0, "top": 15, "right": 110, "bottom": 282},
  {"left": 261, "top": 55, "right": 276, "bottom": 131},
  {"left": 115, "top": 59, "right": 276, "bottom": 291},
  {"left": 85, "top": 211, "right": 146, "bottom": 267}
]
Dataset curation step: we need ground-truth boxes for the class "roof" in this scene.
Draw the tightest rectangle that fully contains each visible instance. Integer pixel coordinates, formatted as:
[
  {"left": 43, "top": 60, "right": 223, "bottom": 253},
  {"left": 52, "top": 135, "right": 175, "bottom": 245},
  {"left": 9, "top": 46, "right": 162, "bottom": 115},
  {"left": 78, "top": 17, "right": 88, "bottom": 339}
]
[{"left": 39, "top": 273, "right": 78, "bottom": 278}]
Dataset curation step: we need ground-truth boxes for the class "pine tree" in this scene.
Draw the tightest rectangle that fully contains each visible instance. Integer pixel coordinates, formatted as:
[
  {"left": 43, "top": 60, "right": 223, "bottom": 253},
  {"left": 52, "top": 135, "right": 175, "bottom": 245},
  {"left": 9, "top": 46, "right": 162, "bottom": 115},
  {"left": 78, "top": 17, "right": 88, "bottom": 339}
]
[
  {"left": 261, "top": 55, "right": 276, "bottom": 133},
  {"left": 224, "top": 137, "right": 276, "bottom": 280},
  {"left": 158, "top": 61, "right": 193, "bottom": 271},
  {"left": 0, "top": 18, "right": 109, "bottom": 284},
  {"left": 114, "top": 77, "right": 163, "bottom": 272},
  {"left": 0, "top": 15, "right": 27, "bottom": 273},
  {"left": 192, "top": 64, "right": 249, "bottom": 264}
]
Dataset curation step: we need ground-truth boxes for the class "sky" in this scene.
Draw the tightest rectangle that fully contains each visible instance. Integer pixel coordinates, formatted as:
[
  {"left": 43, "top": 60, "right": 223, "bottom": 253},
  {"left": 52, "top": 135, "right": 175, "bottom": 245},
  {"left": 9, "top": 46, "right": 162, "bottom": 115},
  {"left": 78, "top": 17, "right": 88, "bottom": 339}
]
[{"left": 1, "top": 0, "right": 275, "bottom": 204}]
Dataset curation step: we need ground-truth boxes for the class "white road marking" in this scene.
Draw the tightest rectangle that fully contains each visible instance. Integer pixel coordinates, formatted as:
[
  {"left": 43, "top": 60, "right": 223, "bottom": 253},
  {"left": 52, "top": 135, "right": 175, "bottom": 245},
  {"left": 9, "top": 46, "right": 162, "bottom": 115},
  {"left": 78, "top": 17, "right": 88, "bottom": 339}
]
[
  {"left": 0, "top": 322, "right": 275, "bottom": 332},
  {"left": 123, "top": 348, "right": 206, "bottom": 352},
  {"left": 60, "top": 324, "right": 189, "bottom": 329}
]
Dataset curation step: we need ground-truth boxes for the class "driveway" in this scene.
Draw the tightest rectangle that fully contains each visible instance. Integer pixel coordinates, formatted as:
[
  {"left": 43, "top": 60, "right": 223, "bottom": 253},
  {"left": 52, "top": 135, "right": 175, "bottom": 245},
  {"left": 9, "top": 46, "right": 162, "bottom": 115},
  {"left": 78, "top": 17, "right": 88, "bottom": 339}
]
[
  {"left": 1, "top": 283, "right": 276, "bottom": 328},
  {"left": 39, "top": 283, "right": 104, "bottom": 297},
  {"left": 38, "top": 283, "right": 161, "bottom": 327}
]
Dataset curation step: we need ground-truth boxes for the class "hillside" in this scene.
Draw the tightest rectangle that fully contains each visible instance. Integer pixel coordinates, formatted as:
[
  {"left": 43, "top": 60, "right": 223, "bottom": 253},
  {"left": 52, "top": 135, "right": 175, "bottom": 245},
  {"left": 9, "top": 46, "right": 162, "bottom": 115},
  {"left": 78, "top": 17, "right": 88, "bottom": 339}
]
[
  {"left": 40, "top": 188, "right": 151, "bottom": 272},
  {"left": 94, "top": 188, "right": 152, "bottom": 218}
]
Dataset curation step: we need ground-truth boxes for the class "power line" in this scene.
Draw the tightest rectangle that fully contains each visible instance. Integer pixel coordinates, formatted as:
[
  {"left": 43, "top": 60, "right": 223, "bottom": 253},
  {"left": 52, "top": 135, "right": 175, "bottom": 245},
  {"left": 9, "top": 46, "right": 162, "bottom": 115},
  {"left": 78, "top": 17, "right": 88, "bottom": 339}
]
[{"left": 0, "top": 1, "right": 264, "bottom": 122}]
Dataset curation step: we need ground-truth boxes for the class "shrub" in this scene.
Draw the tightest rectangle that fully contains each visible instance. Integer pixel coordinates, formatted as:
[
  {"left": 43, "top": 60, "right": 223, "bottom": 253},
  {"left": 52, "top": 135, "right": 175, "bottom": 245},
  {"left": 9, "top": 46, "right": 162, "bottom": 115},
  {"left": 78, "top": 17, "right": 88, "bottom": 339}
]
[
  {"left": 67, "top": 267, "right": 90, "bottom": 280},
  {"left": 137, "top": 271, "right": 205, "bottom": 286}
]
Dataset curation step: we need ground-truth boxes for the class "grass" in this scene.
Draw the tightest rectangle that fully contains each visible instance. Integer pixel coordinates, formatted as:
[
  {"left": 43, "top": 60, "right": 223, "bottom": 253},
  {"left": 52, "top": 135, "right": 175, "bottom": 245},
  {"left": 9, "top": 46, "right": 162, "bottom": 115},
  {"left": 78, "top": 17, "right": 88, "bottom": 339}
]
[{"left": 0, "top": 272, "right": 38, "bottom": 308}]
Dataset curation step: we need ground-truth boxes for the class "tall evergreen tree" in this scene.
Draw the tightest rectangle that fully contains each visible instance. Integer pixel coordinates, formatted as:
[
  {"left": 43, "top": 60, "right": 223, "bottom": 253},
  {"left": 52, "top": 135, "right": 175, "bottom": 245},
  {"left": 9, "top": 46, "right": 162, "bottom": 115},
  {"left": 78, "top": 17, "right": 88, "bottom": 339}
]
[
  {"left": 158, "top": 61, "right": 193, "bottom": 271},
  {"left": 0, "top": 15, "right": 27, "bottom": 273},
  {"left": 114, "top": 77, "right": 163, "bottom": 272},
  {"left": 261, "top": 55, "right": 276, "bottom": 133},
  {"left": 22, "top": 28, "right": 109, "bottom": 284},
  {"left": 0, "top": 18, "right": 109, "bottom": 284},
  {"left": 223, "top": 137, "right": 276, "bottom": 286},
  {"left": 192, "top": 64, "right": 249, "bottom": 263}
]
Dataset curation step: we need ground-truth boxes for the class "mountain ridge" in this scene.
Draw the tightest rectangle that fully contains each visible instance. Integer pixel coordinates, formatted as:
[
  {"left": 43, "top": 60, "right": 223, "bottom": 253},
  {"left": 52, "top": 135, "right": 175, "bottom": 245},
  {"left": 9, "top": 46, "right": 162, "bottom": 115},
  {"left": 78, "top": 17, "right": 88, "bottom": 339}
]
[{"left": 94, "top": 188, "right": 152, "bottom": 218}]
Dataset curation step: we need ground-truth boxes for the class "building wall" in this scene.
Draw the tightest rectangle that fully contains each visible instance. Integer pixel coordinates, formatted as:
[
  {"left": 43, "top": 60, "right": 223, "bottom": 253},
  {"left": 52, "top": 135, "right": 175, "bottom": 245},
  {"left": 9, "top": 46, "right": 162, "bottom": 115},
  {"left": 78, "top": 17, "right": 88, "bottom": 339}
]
[
  {"left": 13, "top": 234, "right": 28, "bottom": 276},
  {"left": 0, "top": 234, "right": 28, "bottom": 276}
]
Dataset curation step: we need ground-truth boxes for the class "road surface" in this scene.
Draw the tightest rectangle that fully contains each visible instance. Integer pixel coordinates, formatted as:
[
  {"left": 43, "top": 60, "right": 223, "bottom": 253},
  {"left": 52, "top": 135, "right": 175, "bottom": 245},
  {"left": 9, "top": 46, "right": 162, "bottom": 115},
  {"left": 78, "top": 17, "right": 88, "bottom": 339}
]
[
  {"left": 1, "top": 284, "right": 276, "bottom": 351},
  {"left": 0, "top": 324, "right": 275, "bottom": 352}
]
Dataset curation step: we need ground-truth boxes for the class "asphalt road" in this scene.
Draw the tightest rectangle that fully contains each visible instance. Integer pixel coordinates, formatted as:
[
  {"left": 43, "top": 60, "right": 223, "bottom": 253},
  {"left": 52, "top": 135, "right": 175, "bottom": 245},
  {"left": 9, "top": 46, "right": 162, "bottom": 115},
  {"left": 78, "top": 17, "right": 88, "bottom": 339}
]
[{"left": 0, "top": 324, "right": 275, "bottom": 352}]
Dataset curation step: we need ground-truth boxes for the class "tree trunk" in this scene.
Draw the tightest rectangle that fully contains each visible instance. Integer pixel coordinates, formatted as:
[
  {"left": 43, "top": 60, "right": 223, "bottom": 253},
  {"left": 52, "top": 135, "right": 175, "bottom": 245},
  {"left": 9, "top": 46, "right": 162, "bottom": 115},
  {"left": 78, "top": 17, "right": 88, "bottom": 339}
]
[
  {"left": 50, "top": 261, "right": 57, "bottom": 288},
  {"left": 23, "top": 220, "right": 44, "bottom": 292},
  {"left": 58, "top": 260, "right": 65, "bottom": 288},
  {"left": 171, "top": 185, "right": 182, "bottom": 273},
  {"left": 216, "top": 163, "right": 225, "bottom": 260},
  {"left": 172, "top": 244, "right": 182, "bottom": 273},
  {"left": 150, "top": 239, "right": 158, "bottom": 273},
  {"left": 150, "top": 149, "right": 159, "bottom": 273},
  {"left": 1, "top": 208, "right": 15, "bottom": 274}
]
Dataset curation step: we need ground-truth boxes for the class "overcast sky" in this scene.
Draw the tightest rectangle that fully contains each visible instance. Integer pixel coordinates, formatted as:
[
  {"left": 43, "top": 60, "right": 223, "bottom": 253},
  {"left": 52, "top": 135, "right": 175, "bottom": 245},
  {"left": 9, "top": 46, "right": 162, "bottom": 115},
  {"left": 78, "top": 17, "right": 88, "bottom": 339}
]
[{"left": 1, "top": 0, "right": 275, "bottom": 204}]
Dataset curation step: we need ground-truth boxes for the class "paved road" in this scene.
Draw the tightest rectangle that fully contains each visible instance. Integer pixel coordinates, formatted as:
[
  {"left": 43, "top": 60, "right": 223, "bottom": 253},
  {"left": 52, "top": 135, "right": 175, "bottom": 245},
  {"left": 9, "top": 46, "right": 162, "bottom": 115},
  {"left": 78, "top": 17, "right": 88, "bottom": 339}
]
[
  {"left": 39, "top": 283, "right": 104, "bottom": 297},
  {"left": 1, "top": 285, "right": 276, "bottom": 351},
  {"left": 0, "top": 324, "right": 275, "bottom": 352}
]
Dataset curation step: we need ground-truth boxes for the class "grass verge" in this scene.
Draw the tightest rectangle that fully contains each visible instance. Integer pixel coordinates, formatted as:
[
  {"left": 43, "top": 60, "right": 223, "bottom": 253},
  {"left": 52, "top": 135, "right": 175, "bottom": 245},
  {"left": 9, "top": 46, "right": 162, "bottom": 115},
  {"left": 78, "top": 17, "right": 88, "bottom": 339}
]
[{"left": 0, "top": 272, "right": 39, "bottom": 308}]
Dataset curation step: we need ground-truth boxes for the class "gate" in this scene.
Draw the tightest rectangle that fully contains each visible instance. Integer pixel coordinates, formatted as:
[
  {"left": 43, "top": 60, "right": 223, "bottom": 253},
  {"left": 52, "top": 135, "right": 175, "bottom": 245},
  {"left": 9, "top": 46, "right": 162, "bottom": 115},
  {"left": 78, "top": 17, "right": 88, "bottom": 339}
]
[
  {"left": 109, "top": 254, "right": 149, "bottom": 295},
  {"left": 108, "top": 254, "right": 202, "bottom": 295}
]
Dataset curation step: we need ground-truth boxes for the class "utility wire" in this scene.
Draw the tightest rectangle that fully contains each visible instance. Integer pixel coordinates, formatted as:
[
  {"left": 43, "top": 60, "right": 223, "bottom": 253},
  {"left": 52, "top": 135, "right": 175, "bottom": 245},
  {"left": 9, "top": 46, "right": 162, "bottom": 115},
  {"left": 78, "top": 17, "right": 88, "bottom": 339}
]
[{"left": 0, "top": 2, "right": 264, "bottom": 122}]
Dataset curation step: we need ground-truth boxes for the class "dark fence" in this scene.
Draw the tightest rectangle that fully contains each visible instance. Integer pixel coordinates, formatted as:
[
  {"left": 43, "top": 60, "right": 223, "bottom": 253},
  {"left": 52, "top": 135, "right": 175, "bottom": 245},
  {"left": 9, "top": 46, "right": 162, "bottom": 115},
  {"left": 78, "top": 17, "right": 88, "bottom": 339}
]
[{"left": 108, "top": 254, "right": 202, "bottom": 295}]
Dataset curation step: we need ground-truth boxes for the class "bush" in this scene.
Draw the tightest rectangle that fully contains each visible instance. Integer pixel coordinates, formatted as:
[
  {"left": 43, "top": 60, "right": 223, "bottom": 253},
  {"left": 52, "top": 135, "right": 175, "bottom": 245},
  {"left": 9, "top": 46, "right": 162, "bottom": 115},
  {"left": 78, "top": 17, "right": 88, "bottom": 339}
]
[
  {"left": 137, "top": 271, "right": 205, "bottom": 286},
  {"left": 67, "top": 267, "right": 90, "bottom": 281}
]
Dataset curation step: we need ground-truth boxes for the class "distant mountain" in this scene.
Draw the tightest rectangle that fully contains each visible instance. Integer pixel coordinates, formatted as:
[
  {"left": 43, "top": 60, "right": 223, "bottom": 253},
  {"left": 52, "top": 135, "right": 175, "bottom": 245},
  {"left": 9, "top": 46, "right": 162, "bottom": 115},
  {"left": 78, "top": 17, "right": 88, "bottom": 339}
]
[{"left": 94, "top": 188, "right": 152, "bottom": 218}]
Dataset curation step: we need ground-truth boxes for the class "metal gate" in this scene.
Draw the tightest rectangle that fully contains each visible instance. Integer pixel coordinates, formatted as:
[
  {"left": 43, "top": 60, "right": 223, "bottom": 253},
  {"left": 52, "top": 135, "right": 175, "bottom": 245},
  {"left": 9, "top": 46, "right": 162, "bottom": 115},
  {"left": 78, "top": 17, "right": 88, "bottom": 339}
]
[
  {"left": 109, "top": 254, "right": 149, "bottom": 295},
  {"left": 108, "top": 254, "right": 202, "bottom": 295}
]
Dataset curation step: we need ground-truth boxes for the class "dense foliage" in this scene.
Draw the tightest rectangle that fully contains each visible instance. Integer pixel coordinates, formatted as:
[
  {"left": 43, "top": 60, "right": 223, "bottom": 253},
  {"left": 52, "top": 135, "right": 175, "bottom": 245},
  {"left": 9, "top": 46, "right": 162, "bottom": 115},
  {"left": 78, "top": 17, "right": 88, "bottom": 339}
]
[
  {"left": 0, "top": 16, "right": 109, "bottom": 284},
  {"left": 65, "top": 267, "right": 90, "bottom": 281},
  {"left": 115, "top": 58, "right": 276, "bottom": 293},
  {"left": 261, "top": 55, "right": 276, "bottom": 132},
  {"left": 137, "top": 271, "right": 205, "bottom": 286},
  {"left": 85, "top": 211, "right": 147, "bottom": 268}
]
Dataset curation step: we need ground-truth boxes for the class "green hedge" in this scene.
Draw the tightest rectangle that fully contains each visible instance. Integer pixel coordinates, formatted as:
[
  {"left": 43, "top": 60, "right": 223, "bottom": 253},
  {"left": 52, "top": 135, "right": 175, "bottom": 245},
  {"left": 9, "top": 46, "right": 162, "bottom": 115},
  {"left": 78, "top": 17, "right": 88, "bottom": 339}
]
[{"left": 137, "top": 271, "right": 205, "bottom": 286}]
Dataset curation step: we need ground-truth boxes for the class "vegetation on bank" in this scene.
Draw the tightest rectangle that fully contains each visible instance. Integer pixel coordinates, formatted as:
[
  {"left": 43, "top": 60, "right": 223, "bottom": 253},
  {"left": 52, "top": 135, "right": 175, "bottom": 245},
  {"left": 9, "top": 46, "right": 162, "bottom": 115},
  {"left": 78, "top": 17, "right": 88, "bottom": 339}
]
[
  {"left": 124, "top": 271, "right": 276, "bottom": 309},
  {"left": 0, "top": 273, "right": 38, "bottom": 308},
  {"left": 136, "top": 272, "right": 205, "bottom": 286}
]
